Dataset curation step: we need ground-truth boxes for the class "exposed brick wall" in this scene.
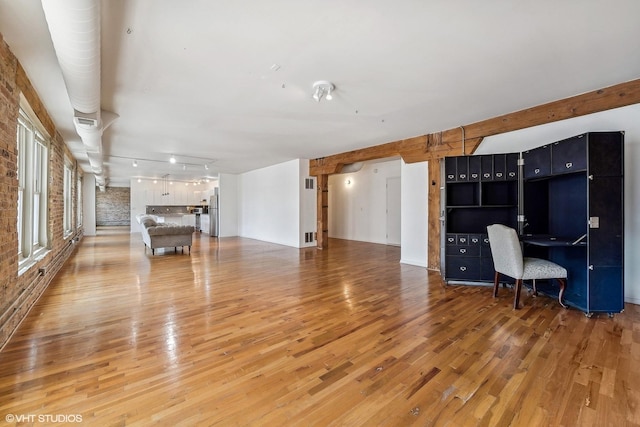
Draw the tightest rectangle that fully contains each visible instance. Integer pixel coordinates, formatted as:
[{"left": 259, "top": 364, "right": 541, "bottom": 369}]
[
  {"left": 96, "top": 187, "right": 130, "bottom": 226},
  {"left": 0, "top": 33, "right": 83, "bottom": 349}
]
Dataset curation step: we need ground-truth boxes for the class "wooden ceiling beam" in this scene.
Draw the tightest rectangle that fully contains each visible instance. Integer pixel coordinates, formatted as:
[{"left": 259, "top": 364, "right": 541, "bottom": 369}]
[{"left": 309, "top": 78, "right": 640, "bottom": 176}]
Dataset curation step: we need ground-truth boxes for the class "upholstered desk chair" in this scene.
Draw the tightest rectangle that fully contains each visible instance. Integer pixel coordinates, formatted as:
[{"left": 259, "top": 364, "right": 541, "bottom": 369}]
[{"left": 486, "top": 224, "right": 568, "bottom": 309}]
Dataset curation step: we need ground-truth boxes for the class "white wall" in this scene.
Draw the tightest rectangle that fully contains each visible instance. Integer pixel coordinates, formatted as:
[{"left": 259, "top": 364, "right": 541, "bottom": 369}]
[
  {"left": 299, "top": 163, "right": 317, "bottom": 248},
  {"left": 219, "top": 173, "right": 239, "bottom": 238},
  {"left": 401, "top": 161, "right": 428, "bottom": 268},
  {"left": 476, "top": 103, "right": 640, "bottom": 305},
  {"left": 82, "top": 174, "right": 96, "bottom": 236},
  {"left": 237, "top": 160, "right": 314, "bottom": 247},
  {"left": 328, "top": 159, "right": 401, "bottom": 244}
]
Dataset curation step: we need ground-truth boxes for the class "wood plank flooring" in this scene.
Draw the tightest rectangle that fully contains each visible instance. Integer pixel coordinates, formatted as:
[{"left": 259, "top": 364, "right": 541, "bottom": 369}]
[{"left": 1, "top": 227, "right": 639, "bottom": 426}]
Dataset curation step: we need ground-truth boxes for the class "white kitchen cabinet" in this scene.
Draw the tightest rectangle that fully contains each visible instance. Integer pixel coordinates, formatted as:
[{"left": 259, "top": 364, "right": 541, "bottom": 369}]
[
  {"left": 200, "top": 214, "right": 210, "bottom": 234},
  {"left": 182, "top": 214, "right": 196, "bottom": 227}
]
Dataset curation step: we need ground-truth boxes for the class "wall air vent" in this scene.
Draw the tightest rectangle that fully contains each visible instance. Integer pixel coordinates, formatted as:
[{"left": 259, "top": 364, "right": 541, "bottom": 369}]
[{"left": 305, "top": 178, "right": 314, "bottom": 189}]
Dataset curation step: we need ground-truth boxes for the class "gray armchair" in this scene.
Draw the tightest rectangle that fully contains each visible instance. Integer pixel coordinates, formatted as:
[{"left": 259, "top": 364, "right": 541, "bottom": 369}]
[{"left": 486, "top": 224, "right": 567, "bottom": 309}]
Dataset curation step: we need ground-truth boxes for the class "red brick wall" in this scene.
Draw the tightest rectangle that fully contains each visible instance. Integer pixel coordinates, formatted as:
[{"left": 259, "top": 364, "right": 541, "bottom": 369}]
[
  {"left": 0, "top": 33, "right": 83, "bottom": 349},
  {"left": 96, "top": 187, "right": 131, "bottom": 226}
]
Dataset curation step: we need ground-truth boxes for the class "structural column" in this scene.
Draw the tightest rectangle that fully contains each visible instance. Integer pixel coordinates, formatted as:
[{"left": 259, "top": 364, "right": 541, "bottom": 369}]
[
  {"left": 316, "top": 174, "right": 329, "bottom": 249},
  {"left": 427, "top": 159, "right": 441, "bottom": 270}
]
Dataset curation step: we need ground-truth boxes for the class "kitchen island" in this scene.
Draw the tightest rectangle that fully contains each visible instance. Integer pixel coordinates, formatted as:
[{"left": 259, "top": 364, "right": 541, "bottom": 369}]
[{"left": 145, "top": 205, "right": 207, "bottom": 230}]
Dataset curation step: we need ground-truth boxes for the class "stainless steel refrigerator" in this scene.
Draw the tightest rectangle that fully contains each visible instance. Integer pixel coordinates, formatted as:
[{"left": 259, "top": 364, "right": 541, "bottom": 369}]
[{"left": 209, "top": 188, "right": 219, "bottom": 237}]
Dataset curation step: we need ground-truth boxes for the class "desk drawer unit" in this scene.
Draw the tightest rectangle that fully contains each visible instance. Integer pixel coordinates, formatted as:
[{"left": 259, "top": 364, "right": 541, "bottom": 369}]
[{"left": 445, "top": 233, "right": 483, "bottom": 281}]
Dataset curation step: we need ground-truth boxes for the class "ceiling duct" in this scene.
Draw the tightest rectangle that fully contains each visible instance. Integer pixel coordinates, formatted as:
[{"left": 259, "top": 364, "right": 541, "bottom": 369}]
[{"left": 41, "top": 0, "right": 117, "bottom": 190}]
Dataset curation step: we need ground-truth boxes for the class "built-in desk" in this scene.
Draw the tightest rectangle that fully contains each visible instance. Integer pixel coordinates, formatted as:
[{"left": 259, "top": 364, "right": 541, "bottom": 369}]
[
  {"left": 520, "top": 235, "right": 588, "bottom": 308},
  {"left": 441, "top": 132, "right": 624, "bottom": 316},
  {"left": 521, "top": 234, "right": 587, "bottom": 247}
]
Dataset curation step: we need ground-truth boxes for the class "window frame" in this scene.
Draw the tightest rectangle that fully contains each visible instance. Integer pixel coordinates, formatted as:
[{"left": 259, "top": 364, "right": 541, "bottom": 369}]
[
  {"left": 77, "top": 176, "right": 83, "bottom": 227},
  {"left": 63, "top": 157, "right": 74, "bottom": 237},
  {"left": 17, "top": 106, "right": 50, "bottom": 273}
]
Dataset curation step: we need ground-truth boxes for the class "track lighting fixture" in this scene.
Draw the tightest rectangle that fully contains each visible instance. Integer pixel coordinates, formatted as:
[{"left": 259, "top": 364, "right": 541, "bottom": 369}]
[{"left": 312, "top": 81, "right": 335, "bottom": 102}]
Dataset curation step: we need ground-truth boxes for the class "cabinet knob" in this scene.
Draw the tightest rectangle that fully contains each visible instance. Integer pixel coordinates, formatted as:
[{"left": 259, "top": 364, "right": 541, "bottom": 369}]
[
  {"left": 471, "top": 238, "right": 479, "bottom": 243},
  {"left": 483, "top": 173, "right": 490, "bottom": 178},
  {"left": 534, "top": 168, "right": 540, "bottom": 174},
  {"left": 588, "top": 265, "right": 594, "bottom": 270},
  {"left": 565, "top": 162, "right": 573, "bottom": 169},
  {"left": 509, "top": 172, "right": 516, "bottom": 177},
  {"left": 471, "top": 173, "right": 478, "bottom": 179},
  {"left": 460, "top": 266, "right": 467, "bottom": 271},
  {"left": 448, "top": 174, "right": 455, "bottom": 180},
  {"left": 496, "top": 173, "right": 503, "bottom": 178},
  {"left": 460, "top": 174, "right": 466, "bottom": 179},
  {"left": 459, "top": 248, "right": 466, "bottom": 254}
]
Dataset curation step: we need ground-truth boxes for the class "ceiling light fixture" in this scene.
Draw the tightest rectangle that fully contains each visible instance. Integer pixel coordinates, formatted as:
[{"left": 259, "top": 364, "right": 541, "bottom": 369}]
[
  {"left": 132, "top": 160, "right": 138, "bottom": 167},
  {"left": 169, "top": 155, "right": 176, "bottom": 164},
  {"left": 312, "top": 80, "right": 335, "bottom": 102},
  {"left": 204, "top": 164, "right": 209, "bottom": 170}
]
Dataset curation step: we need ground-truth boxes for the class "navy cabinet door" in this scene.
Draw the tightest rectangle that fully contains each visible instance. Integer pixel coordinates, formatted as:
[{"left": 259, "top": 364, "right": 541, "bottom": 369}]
[
  {"left": 587, "top": 175, "right": 624, "bottom": 313},
  {"left": 445, "top": 157, "right": 457, "bottom": 182},
  {"left": 523, "top": 145, "right": 551, "bottom": 179},
  {"left": 551, "top": 135, "right": 587, "bottom": 175},
  {"left": 481, "top": 155, "right": 493, "bottom": 180}
]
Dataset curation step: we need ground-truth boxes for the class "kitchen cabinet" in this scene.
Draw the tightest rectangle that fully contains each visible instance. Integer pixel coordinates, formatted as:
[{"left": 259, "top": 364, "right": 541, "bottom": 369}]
[
  {"left": 182, "top": 214, "right": 196, "bottom": 227},
  {"left": 200, "top": 214, "right": 210, "bottom": 234}
]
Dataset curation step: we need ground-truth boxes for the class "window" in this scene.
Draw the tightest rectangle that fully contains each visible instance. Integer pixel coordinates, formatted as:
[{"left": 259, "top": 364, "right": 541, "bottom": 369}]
[
  {"left": 17, "top": 108, "right": 49, "bottom": 270},
  {"left": 63, "top": 158, "right": 73, "bottom": 236},
  {"left": 77, "top": 176, "right": 83, "bottom": 227}
]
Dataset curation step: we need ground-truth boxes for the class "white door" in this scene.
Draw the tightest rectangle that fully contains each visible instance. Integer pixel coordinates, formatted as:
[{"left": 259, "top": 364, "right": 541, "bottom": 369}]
[{"left": 386, "top": 177, "right": 401, "bottom": 246}]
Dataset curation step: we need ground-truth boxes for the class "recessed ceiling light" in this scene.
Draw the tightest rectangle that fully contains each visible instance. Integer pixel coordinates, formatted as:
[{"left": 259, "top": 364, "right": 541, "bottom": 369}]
[{"left": 169, "top": 155, "right": 176, "bottom": 164}]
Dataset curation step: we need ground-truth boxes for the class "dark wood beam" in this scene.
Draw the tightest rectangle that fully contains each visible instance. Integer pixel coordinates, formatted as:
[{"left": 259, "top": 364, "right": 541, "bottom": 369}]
[
  {"left": 310, "top": 78, "right": 640, "bottom": 173},
  {"left": 310, "top": 77, "right": 640, "bottom": 266}
]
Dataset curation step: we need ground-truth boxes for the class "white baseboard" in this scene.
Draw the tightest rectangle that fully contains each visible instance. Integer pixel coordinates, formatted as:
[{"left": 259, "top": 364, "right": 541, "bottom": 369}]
[
  {"left": 400, "top": 258, "right": 427, "bottom": 268},
  {"left": 625, "top": 296, "right": 640, "bottom": 306}
]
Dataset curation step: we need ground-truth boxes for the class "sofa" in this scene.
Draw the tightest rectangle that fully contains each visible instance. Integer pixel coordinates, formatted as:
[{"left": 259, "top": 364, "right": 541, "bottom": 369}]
[{"left": 136, "top": 214, "right": 195, "bottom": 255}]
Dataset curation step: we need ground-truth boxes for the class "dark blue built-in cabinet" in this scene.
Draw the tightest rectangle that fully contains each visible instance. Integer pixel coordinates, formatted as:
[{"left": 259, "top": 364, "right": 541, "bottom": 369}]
[{"left": 441, "top": 132, "right": 624, "bottom": 316}]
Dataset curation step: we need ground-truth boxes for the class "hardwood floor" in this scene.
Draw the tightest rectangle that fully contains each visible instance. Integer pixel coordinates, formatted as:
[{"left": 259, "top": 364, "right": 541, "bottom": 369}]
[{"left": 1, "top": 228, "right": 639, "bottom": 426}]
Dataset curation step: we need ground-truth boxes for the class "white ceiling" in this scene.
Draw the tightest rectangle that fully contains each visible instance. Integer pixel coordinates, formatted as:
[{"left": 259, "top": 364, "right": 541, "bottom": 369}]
[{"left": 1, "top": 0, "right": 640, "bottom": 186}]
